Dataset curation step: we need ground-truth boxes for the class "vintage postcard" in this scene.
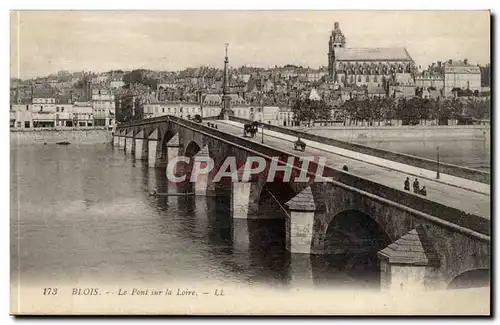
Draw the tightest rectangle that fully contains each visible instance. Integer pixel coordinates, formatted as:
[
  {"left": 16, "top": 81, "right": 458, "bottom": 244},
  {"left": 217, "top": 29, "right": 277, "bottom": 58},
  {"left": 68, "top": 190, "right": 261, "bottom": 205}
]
[{"left": 10, "top": 10, "right": 491, "bottom": 315}]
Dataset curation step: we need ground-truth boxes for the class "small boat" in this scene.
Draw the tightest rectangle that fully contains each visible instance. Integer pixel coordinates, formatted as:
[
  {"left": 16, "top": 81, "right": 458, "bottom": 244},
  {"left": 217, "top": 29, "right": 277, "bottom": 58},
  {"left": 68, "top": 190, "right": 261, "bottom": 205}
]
[
  {"left": 148, "top": 188, "right": 194, "bottom": 196},
  {"left": 150, "top": 192, "right": 195, "bottom": 197},
  {"left": 56, "top": 141, "right": 71, "bottom": 145}
]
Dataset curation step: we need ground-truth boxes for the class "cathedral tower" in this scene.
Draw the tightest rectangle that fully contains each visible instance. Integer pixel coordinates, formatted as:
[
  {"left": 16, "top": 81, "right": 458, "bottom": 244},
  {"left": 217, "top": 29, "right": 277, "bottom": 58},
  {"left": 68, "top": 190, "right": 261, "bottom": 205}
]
[{"left": 328, "top": 22, "right": 346, "bottom": 81}]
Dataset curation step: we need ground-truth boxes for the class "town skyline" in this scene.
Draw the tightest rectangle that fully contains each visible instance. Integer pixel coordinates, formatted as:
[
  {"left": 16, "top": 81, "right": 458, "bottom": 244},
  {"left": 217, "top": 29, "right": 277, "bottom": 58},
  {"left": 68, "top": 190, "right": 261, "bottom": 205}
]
[{"left": 10, "top": 10, "right": 490, "bottom": 79}]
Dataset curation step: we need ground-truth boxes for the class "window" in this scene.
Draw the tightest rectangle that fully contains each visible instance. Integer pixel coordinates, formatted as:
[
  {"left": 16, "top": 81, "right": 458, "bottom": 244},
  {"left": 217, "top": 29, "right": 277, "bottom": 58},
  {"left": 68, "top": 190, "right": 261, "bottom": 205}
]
[
  {"left": 26, "top": 105, "right": 29, "bottom": 111},
  {"left": 56, "top": 107, "right": 59, "bottom": 112},
  {"left": 366, "top": 75, "right": 369, "bottom": 82},
  {"left": 24, "top": 121, "right": 30, "bottom": 128},
  {"left": 162, "top": 108, "right": 165, "bottom": 113},
  {"left": 358, "top": 75, "right": 362, "bottom": 82}
]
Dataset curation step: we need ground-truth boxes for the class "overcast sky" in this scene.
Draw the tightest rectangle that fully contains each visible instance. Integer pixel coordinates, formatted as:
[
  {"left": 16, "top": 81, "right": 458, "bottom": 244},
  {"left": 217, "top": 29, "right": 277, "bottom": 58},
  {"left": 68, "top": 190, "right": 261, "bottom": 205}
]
[{"left": 10, "top": 10, "right": 490, "bottom": 79}]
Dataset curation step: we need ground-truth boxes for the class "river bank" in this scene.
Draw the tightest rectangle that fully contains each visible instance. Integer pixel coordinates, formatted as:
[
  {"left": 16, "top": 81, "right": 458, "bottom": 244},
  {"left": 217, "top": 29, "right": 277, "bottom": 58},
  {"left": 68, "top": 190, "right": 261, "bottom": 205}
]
[{"left": 10, "top": 128, "right": 113, "bottom": 146}]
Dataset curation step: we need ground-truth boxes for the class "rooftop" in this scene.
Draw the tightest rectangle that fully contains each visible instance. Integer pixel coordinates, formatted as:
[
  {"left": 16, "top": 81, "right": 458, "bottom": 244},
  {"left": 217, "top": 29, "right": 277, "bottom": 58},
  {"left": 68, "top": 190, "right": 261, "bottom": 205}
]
[{"left": 335, "top": 47, "right": 413, "bottom": 62}]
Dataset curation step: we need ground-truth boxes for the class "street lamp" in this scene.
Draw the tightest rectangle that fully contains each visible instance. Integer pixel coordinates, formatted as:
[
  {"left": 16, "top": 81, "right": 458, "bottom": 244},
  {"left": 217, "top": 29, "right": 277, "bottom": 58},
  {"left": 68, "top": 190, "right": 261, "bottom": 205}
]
[
  {"left": 261, "top": 122, "right": 264, "bottom": 144},
  {"left": 436, "top": 146, "right": 440, "bottom": 179},
  {"left": 261, "top": 106, "right": 265, "bottom": 144}
]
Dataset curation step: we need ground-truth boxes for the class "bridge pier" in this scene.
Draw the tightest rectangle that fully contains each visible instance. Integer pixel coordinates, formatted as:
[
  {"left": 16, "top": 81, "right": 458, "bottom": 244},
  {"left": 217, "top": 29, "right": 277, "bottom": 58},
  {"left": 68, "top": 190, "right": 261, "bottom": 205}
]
[
  {"left": 112, "top": 132, "right": 120, "bottom": 147},
  {"left": 230, "top": 166, "right": 260, "bottom": 219},
  {"left": 284, "top": 186, "right": 317, "bottom": 254},
  {"left": 147, "top": 130, "right": 159, "bottom": 168},
  {"left": 117, "top": 131, "right": 125, "bottom": 148},
  {"left": 232, "top": 182, "right": 252, "bottom": 219},
  {"left": 378, "top": 225, "right": 441, "bottom": 291},
  {"left": 125, "top": 130, "right": 134, "bottom": 155},
  {"left": 123, "top": 133, "right": 128, "bottom": 153},
  {"left": 134, "top": 130, "right": 146, "bottom": 160},
  {"left": 192, "top": 145, "right": 211, "bottom": 196},
  {"left": 166, "top": 134, "right": 183, "bottom": 166},
  {"left": 123, "top": 132, "right": 128, "bottom": 152}
]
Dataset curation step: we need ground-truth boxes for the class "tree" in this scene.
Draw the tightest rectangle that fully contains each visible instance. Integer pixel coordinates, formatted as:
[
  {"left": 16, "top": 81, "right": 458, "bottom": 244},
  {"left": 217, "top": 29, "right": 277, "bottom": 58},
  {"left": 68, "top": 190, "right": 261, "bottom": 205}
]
[
  {"left": 463, "top": 88, "right": 473, "bottom": 97},
  {"left": 292, "top": 98, "right": 330, "bottom": 127},
  {"left": 143, "top": 78, "right": 158, "bottom": 91},
  {"left": 370, "top": 97, "right": 382, "bottom": 126},
  {"left": 380, "top": 98, "right": 395, "bottom": 123},
  {"left": 123, "top": 70, "right": 144, "bottom": 85},
  {"left": 357, "top": 99, "right": 371, "bottom": 124}
]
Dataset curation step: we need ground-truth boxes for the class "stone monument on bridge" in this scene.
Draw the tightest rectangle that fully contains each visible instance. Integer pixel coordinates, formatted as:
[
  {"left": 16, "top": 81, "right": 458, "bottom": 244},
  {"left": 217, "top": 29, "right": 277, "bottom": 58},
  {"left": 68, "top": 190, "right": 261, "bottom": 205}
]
[{"left": 219, "top": 43, "right": 234, "bottom": 120}]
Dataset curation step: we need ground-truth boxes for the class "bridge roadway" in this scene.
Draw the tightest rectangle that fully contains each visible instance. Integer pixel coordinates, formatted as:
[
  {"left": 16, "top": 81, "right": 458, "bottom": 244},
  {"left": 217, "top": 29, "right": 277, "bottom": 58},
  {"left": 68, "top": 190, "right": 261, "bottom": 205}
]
[{"left": 203, "top": 120, "right": 490, "bottom": 219}]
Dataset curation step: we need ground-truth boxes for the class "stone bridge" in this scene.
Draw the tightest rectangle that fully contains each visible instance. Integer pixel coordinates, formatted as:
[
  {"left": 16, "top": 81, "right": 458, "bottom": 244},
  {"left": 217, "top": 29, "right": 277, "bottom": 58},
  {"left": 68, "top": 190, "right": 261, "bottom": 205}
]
[{"left": 115, "top": 115, "right": 490, "bottom": 291}]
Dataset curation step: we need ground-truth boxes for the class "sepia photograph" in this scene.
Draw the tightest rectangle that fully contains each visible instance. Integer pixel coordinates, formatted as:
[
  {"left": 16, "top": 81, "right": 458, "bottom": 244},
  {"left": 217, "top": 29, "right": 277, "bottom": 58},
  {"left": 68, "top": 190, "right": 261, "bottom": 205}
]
[{"left": 9, "top": 8, "right": 491, "bottom": 315}]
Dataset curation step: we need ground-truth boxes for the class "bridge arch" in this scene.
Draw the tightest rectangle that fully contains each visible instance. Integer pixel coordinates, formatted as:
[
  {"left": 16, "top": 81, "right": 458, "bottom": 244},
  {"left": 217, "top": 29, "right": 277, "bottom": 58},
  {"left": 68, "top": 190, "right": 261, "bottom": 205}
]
[
  {"left": 160, "top": 130, "right": 176, "bottom": 156},
  {"left": 324, "top": 209, "right": 392, "bottom": 258},
  {"left": 257, "top": 181, "right": 297, "bottom": 219},
  {"left": 447, "top": 268, "right": 490, "bottom": 289},
  {"left": 321, "top": 209, "right": 393, "bottom": 285},
  {"left": 178, "top": 141, "right": 202, "bottom": 184},
  {"left": 184, "top": 140, "right": 202, "bottom": 158}
]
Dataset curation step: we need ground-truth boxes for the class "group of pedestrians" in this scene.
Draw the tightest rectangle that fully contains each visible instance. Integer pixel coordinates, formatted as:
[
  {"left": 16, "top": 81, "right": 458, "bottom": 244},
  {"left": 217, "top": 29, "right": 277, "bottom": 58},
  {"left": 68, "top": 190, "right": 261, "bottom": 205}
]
[{"left": 404, "top": 177, "right": 427, "bottom": 196}]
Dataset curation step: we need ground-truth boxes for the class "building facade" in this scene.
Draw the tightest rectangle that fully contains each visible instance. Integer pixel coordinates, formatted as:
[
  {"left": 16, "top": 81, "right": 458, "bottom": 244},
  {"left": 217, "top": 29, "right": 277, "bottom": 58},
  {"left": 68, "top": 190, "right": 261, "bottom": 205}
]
[
  {"left": 443, "top": 60, "right": 481, "bottom": 95},
  {"left": 73, "top": 102, "right": 94, "bottom": 127},
  {"left": 415, "top": 74, "right": 445, "bottom": 90},
  {"left": 91, "top": 89, "right": 115, "bottom": 126}
]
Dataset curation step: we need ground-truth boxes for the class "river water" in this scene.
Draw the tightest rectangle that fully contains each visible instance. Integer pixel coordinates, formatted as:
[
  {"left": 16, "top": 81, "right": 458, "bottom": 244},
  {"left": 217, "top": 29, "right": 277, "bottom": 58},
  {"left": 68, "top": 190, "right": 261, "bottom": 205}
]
[{"left": 10, "top": 139, "right": 489, "bottom": 291}]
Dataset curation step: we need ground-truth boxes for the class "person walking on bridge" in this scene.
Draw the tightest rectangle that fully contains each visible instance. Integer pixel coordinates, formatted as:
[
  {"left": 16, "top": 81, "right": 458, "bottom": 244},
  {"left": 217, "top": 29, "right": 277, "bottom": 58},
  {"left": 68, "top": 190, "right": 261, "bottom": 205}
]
[
  {"left": 413, "top": 178, "right": 420, "bottom": 193},
  {"left": 420, "top": 186, "right": 427, "bottom": 197},
  {"left": 404, "top": 177, "right": 410, "bottom": 191}
]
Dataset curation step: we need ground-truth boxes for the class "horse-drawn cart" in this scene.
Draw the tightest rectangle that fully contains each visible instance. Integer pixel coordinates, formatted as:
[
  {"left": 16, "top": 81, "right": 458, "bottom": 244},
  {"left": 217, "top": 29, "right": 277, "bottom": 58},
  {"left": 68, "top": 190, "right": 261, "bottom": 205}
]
[
  {"left": 294, "top": 138, "right": 306, "bottom": 152},
  {"left": 243, "top": 121, "right": 260, "bottom": 138},
  {"left": 193, "top": 114, "right": 202, "bottom": 123}
]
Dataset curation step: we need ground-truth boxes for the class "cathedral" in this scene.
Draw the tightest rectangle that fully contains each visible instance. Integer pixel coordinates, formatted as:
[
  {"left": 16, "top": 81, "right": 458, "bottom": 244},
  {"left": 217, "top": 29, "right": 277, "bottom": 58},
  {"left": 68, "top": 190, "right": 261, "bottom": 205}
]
[{"left": 327, "top": 22, "right": 416, "bottom": 88}]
